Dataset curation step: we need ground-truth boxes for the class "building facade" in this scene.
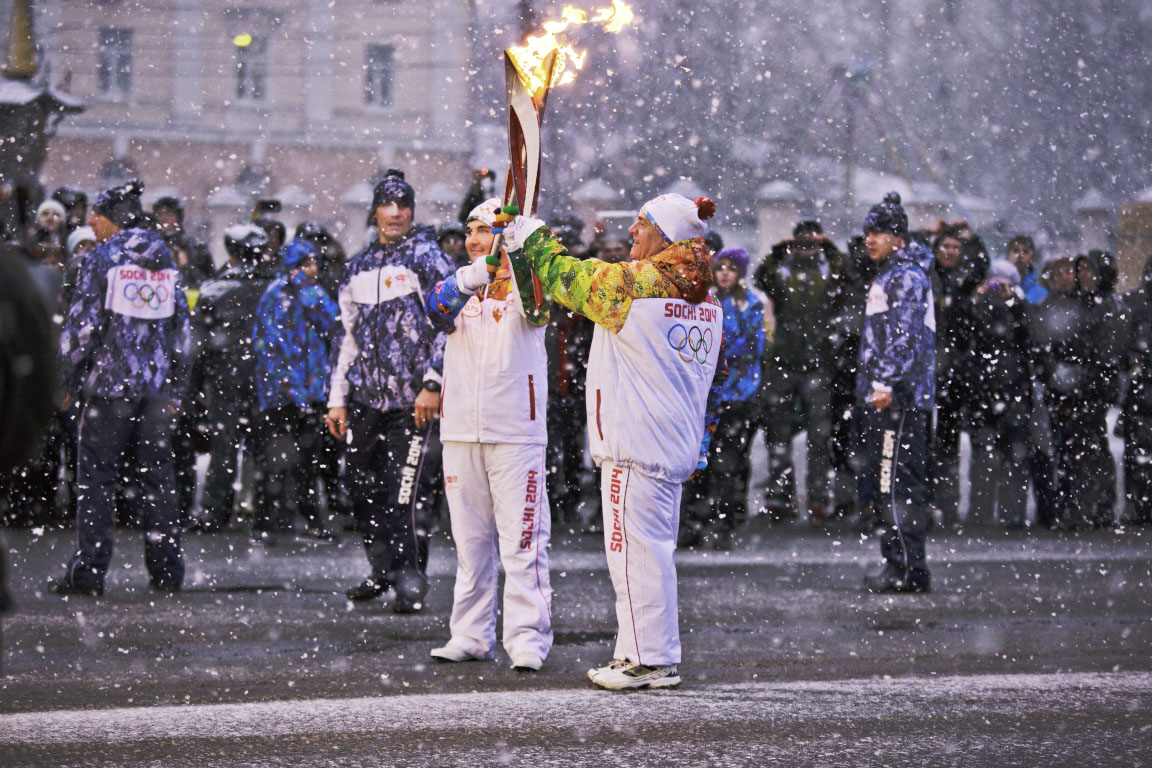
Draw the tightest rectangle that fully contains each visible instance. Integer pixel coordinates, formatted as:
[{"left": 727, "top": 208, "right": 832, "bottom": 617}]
[{"left": 33, "top": 0, "right": 473, "bottom": 261}]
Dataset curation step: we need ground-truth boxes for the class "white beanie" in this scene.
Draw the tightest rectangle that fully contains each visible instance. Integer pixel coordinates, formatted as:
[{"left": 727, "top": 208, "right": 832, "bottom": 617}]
[
  {"left": 987, "top": 259, "right": 1021, "bottom": 287},
  {"left": 466, "top": 197, "right": 502, "bottom": 227},
  {"left": 639, "top": 193, "right": 715, "bottom": 243},
  {"left": 36, "top": 199, "right": 67, "bottom": 221},
  {"left": 67, "top": 226, "right": 97, "bottom": 255}
]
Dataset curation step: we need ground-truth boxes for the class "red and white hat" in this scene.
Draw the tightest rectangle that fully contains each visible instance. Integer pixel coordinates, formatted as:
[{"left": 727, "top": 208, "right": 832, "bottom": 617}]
[{"left": 639, "top": 194, "right": 716, "bottom": 243}]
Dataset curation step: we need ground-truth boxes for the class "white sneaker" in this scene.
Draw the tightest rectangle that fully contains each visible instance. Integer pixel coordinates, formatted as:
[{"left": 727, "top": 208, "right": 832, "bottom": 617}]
[
  {"left": 510, "top": 652, "right": 543, "bottom": 671},
  {"left": 586, "top": 658, "right": 630, "bottom": 683},
  {"left": 430, "top": 644, "right": 483, "bottom": 663},
  {"left": 592, "top": 662, "right": 681, "bottom": 690}
]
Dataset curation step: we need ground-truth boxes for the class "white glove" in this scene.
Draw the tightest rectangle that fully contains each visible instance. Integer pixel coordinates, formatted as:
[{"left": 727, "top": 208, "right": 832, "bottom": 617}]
[
  {"left": 499, "top": 216, "right": 545, "bottom": 253},
  {"left": 457, "top": 255, "right": 494, "bottom": 294}
]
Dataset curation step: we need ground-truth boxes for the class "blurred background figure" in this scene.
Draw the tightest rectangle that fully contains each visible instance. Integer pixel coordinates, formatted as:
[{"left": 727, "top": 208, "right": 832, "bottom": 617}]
[
  {"left": 436, "top": 221, "right": 468, "bottom": 268},
  {"left": 680, "top": 248, "right": 764, "bottom": 549},
  {"left": 753, "top": 220, "right": 843, "bottom": 523},
  {"left": 188, "top": 224, "right": 272, "bottom": 534},
  {"left": 926, "top": 222, "right": 987, "bottom": 529},
  {"left": 967, "top": 260, "right": 1031, "bottom": 529},
  {"left": 153, "top": 196, "right": 214, "bottom": 290},
  {"left": 252, "top": 239, "right": 340, "bottom": 542},
  {"left": 51, "top": 186, "right": 88, "bottom": 236},
  {"left": 1121, "top": 253, "right": 1152, "bottom": 528}
]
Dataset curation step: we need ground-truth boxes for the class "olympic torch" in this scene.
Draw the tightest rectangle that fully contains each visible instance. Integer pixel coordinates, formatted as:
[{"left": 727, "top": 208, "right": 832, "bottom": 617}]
[{"left": 490, "top": 2, "right": 637, "bottom": 307}]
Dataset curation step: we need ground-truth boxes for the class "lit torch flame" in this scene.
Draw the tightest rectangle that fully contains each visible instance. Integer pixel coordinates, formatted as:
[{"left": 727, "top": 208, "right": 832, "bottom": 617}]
[{"left": 507, "top": 1, "right": 635, "bottom": 98}]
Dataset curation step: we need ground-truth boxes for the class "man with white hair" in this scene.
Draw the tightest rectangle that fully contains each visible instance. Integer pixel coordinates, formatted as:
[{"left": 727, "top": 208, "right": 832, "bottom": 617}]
[{"left": 502, "top": 193, "right": 727, "bottom": 690}]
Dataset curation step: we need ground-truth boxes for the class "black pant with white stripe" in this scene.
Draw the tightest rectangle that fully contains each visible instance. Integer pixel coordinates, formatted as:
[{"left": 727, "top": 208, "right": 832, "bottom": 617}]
[
  {"left": 860, "top": 407, "right": 930, "bottom": 575},
  {"left": 346, "top": 405, "right": 440, "bottom": 601}
]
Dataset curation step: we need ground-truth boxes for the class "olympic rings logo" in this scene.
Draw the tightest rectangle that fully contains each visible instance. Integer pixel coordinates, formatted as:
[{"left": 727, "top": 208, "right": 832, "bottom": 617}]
[
  {"left": 667, "top": 323, "right": 713, "bottom": 365},
  {"left": 123, "top": 282, "right": 170, "bottom": 310}
]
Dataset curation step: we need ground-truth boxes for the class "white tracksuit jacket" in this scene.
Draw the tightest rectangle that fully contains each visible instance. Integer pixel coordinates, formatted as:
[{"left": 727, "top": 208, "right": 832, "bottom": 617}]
[
  {"left": 426, "top": 264, "right": 553, "bottom": 662},
  {"left": 514, "top": 230, "right": 727, "bottom": 668}
]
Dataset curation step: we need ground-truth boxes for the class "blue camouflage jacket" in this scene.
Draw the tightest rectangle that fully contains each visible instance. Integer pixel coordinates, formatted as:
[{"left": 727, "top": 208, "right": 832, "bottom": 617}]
[
  {"left": 857, "top": 241, "right": 937, "bottom": 412},
  {"left": 714, "top": 286, "right": 765, "bottom": 403},
  {"left": 328, "top": 225, "right": 454, "bottom": 412},
  {"left": 252, "top": 270, "right": 339, "bottom": 413},
  {"left": 60, "top": 228, "right": 191, "bottom": 402}
]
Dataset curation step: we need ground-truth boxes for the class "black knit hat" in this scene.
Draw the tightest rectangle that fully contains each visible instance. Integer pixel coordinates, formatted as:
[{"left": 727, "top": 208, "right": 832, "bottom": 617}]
[
  {"left": 94, "top": 179, "right": 145, "bottom": 229},
  {"left": 863, "top": 192, "right": 908, "bottom": 239},
  {"left": 371, "top": 168, "right": 415, "bottom": 212}
]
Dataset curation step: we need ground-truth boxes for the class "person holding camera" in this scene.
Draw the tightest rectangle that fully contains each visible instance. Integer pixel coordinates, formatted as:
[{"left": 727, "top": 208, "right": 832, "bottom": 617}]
[{"left": 752, "top": 220, "right": 844, "bottom": 522}]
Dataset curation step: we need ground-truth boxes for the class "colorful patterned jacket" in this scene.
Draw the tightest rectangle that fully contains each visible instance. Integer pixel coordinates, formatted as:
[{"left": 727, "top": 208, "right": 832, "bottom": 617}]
[
  {"left": 252, "top": 270, "right": 339, "bottom": 413},
  {"left": 513, "top": 228, "right": 728, "bottom": 479},
  {"left": 857, "top": 240, "right": 937, "bottom": 412},
  {"left": 59, "top": 227, "right": 191, "bottom": 402},
  {"left": 328, "top": 225, "right": 454, "bottom": 412}
]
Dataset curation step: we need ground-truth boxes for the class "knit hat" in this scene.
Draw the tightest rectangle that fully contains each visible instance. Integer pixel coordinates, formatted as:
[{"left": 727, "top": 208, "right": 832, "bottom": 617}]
[
  {"left": 987, "top": 259, "right": 1021, "bottom": 287},
  {"left": 280, "top": 238, "right": 319, "bottom": 270},
  {"left": 152, "top": 195, "right": 184, "bottom": 223},
  {"left": 36, "top": 199, "right": 66, "bottom": 222},
  {"left": 67, "top": 226, "right": 97, "bottom": 255},
  {"left": 371, "top": 168, "right": 415, "bottom": 212},
  {"left": 639, "top": 193, "right": 715, "bottom": 243},
  {"left": 223, "top": 223, "right": 269, "bottom": 263},
  {"left": 465, "top": 197, "right": 502, "bottom": 227},
  {"left": 436, "top": 220, "right": 466, "bottom": 244},
  {"left": 863, "top": 192, "right": 908, "bottom": 239},
  {"left": 793, "top": 220, "right": 823, "bottom": 239},
  {"left": 714, "top": 247, "right": 750, "bottom": 278},
  {"left": 94, "top": 179, "right": 145, "bottom": 229}
]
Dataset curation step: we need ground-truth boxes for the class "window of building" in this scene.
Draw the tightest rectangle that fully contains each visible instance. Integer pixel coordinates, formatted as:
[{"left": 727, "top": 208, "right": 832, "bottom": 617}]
[
  {"left": 97, "top": 28, "right": 133, "bottom": 97},
  {"left": 235, "top": 34, "right": 268, "bottom": 102},
  {"left": 364, "top": 44, "right": 395, "bottom": 107}
]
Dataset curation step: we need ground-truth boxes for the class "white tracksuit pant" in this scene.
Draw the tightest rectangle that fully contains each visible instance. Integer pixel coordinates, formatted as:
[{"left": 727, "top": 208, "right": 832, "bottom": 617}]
[
  {"left": 442, "top": 442, "right": 553, "bottom": 661},
  {"left": 601, "top": 460, "right": 682, "bottom": 667}
]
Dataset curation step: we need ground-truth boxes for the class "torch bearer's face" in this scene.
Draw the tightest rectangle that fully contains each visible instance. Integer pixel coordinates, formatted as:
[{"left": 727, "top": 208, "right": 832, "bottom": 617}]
[
  {"left": 628, "top": 215, "right": 668, "bottom": 262},
  {"left": 465, "top": 219, "right": 497, "bottom": 263}
]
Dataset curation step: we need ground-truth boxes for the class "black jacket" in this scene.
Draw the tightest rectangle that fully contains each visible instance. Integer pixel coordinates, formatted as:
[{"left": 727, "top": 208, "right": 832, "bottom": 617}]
[
  {"left": 194, "top": 261, "right": 272, "bottom": 399},
  {"left": 968, "top": 290, "right": 1031, "bottom": 428},
  {"left": 753, "top": 239, "right": 844, "bottom": 373}
]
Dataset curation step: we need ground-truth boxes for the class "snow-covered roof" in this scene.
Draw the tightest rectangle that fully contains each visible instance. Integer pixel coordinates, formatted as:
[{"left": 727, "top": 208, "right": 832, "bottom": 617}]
[
  {"left": 341, "top": 182, "right": 373, "bottom": 206},
  {"left": 206, "top": 186, "right": 251, "bottom": 207},
  {"left": 275, "top": 185, "right": 314, "bottom": 207},
  {"left": 1074, "top": 188, "right": 1111, "bottom": 211},
  {"left": 1130, "top": 187, "right": 1152, "bottom": 204},
  {"left": 0, "top": 78, "right": 84, "bottom": 110},
  {"left": 662, "top": 179, "right": 706, "bottom": 200},
  {"left": 909, "top": 181, "right": 951, "bottom": 205},
  {"left": 571, "top": 178, "right": 622, "bottom": 203},
  {"left": 957, "top": 192, "right": 997, "bottom": 213},
  {"left": 756, "top": 180, "right": 802, "bottom": 201},
  {"left": 422, "top": 182, "right": 459, "bottom": 204},
  {"left": 142, "top": 186, "right": 182, "bottom": 207}
]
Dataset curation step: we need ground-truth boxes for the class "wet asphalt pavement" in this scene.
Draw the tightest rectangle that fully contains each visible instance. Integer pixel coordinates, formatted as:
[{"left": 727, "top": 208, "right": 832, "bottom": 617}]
[{"left": 1, "top": 520, "right": 1150, "bottom": 766}]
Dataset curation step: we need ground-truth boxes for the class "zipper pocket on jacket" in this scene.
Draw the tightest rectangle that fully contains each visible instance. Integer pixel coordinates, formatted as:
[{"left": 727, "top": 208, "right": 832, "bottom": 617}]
[
  {"left": 528, "top": 374, "right": 536, "bottom": 421},
  {"left": 595, "top": 388, "right": 604, "bottom": 440}
]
